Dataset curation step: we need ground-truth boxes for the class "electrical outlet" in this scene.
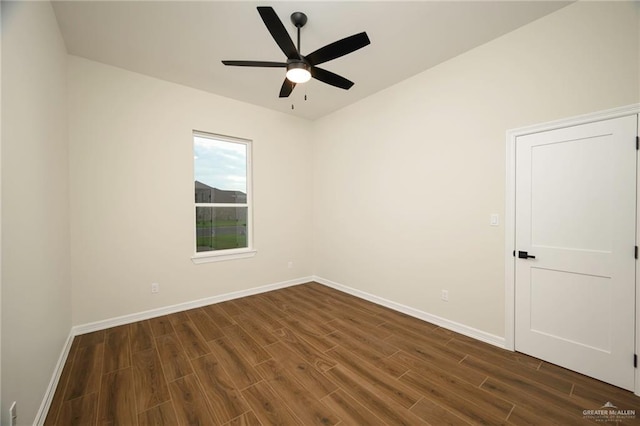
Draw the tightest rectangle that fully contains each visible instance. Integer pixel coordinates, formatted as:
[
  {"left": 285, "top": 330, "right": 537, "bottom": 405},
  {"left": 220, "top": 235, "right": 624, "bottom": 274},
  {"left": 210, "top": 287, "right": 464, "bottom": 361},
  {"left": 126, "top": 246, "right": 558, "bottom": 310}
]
[
  {"left": 10, "top": 401, "right": 17, "bottom": 426},
  {"left": 441, "top": 290, "right": 449, "bottom": 302},
  {"left": 151, "top": 283, "right": 159, "bottom": 294},
  {"left": 287, "top": 261, "right": 294, "bottom": 269}
]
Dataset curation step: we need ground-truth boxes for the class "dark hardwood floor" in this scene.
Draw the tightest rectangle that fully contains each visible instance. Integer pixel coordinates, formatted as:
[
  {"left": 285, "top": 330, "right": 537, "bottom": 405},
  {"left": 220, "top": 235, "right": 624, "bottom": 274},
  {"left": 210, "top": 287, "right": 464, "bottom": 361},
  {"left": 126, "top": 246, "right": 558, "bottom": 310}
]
[{"left": 44, "top": 282, "right": 639, "bottom": 425}]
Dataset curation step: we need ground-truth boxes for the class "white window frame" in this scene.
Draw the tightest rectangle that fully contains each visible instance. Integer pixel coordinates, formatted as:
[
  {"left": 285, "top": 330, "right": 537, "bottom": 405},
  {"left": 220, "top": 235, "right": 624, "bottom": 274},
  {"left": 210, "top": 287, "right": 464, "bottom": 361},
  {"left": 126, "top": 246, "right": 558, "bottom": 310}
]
[{"left": 191, "top": 131, "right": 255, "bottom": 264}]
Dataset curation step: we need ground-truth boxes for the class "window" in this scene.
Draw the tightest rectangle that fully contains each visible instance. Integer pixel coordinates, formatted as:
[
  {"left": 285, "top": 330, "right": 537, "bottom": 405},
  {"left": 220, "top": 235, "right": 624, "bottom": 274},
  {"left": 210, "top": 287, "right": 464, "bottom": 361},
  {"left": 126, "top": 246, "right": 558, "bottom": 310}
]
[{"left": 192, "top": 131, "right": 254, "bottom": 263}]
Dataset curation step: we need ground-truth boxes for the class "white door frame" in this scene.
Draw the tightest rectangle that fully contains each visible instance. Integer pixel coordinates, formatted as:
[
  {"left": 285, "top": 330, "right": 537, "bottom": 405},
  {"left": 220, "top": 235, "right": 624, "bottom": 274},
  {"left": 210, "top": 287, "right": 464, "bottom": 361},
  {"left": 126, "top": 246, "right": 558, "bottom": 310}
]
[{"left": 504, "top": 103, "right": 640, "bottom": 396}]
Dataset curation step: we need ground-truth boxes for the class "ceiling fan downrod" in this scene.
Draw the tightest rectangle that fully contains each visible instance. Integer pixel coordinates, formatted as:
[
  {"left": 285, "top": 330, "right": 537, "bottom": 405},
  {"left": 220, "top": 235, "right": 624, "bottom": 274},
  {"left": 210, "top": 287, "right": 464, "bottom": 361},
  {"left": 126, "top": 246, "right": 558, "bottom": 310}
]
[{"left": 290, "top": 12, "right": 307, "bottom": 53}]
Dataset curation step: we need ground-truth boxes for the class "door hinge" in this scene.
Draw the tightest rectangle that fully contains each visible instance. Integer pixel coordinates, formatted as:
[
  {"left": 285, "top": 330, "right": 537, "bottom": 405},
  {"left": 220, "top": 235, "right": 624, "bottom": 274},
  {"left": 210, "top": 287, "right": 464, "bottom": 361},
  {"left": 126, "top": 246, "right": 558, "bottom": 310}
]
[
  {"left": 513, "top": 250, "right": 516, "bottom": 257},
  {"left": 636, "top": 136, "right": 639, "bottom": 150},
  {"left": 635, "top": 246, "right": 638, "bottom": 260},
  {"left": 634, "top": 354, "right": 637, "bottom": 368}
]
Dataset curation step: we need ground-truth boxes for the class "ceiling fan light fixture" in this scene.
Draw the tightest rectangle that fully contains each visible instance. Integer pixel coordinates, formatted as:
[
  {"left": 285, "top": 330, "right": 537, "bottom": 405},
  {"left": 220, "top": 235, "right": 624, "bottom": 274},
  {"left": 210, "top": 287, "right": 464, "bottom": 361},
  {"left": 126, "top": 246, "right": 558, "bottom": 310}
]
[{"left": 286, "top": 62, "right": 311, "bottom": 83}]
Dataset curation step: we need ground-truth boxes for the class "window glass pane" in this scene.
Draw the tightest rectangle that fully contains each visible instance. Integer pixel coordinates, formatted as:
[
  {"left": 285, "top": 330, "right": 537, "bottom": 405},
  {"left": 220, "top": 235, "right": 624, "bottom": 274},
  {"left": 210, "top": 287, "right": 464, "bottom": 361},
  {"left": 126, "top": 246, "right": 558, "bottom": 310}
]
[
  {"left": 194, "top": 135, "right": 247, "bottom": 204},
  {"left": 196, "top": 206, "right": 248, "bottom": 252}
]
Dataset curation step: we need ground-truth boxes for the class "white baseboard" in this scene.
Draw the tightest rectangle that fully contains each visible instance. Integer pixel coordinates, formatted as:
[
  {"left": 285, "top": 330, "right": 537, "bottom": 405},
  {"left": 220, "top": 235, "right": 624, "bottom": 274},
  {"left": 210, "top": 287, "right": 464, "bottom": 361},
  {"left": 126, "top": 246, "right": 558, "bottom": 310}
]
[
  {"left": 72, "top": 276, "right": 313, "bottom": 336},
  {"left": 34, "top": 330, "right": 75, "bottom": 426},
  {"left": 36, "top": 275, "right": 312, "bottom": 425},
  {"left": 313, "top": 276, "right": 506, "bottom": 349}
]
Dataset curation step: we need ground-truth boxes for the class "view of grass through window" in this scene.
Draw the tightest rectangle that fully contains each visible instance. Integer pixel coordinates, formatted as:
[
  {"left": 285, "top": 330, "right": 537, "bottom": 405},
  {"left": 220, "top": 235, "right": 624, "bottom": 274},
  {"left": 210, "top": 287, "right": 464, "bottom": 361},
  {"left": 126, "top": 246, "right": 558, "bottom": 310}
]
[{"left": 194, "top": 133, "right": 249, "bottom": 253}]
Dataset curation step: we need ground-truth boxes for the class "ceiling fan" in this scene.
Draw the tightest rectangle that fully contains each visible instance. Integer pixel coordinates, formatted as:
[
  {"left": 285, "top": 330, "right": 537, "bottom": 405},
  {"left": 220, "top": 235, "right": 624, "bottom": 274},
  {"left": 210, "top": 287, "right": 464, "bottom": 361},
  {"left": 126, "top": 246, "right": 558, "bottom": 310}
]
[{"left": 222, "top": 6, "right": 370, "bottom": 98}]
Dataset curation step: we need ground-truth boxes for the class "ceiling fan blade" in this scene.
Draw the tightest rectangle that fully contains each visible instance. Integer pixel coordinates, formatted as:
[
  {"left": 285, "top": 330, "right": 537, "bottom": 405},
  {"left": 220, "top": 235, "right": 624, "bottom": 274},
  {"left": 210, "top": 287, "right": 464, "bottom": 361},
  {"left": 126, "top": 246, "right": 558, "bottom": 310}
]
[
  {"left": 279, "top": 78, "right": 296, "bottom": 98},
  {"left": 310, "top": 67, "right": 354, "bottom": 90},
  {"left": 222, "top": 60, "right": 287, "bottom": 68},
  {"left": 257, "top": 7, "right": 300, "bottom": 60},
  {"left": 305, "top": 32, "right": 370, "bottom": 66}
]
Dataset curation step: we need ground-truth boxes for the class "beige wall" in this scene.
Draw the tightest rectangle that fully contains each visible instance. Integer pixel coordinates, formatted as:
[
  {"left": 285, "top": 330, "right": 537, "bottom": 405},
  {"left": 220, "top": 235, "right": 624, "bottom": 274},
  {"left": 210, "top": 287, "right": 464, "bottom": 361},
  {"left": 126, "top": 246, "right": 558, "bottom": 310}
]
[
  {"left": 1, "top": 1, "right": 71, "bottom": 424},
  {"left": 68, "top": 57, "right": 313, "bottom": 326},
  {"left": 312, "top": 1, "right": 640, "bottom": 338}
]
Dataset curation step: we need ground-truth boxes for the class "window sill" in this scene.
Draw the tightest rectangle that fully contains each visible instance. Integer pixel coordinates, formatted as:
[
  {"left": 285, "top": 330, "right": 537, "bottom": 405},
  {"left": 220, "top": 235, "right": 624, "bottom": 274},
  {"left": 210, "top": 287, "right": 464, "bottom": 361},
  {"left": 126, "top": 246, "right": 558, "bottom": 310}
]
[{"left": 191, "top": 249, "right": 257, "bottom": 264}]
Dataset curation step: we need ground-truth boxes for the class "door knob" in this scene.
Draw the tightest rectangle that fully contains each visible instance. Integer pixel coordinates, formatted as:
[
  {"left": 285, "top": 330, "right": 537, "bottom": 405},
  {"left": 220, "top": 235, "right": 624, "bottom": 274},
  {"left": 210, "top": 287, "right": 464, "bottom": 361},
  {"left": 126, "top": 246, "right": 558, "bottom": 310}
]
[{"left": 518, "top": 251, "right": 536, "bottom": 259}]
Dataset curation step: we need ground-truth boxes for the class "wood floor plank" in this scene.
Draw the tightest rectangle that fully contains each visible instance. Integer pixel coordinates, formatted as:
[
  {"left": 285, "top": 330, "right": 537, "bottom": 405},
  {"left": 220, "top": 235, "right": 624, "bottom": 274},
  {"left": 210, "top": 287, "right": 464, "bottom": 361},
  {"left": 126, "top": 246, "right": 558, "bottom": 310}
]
[
  {"left": 132, "top": 348, "right": 170, "bottom": 412},
  {"left": 208, "top": 337, "right": 262, "bottom": 389},
  {"left": 56, "top": 392, "right": 98, "bottom": 426},
  {"left": 391, "top": 350, "right": 486, "bottom": 387},
  {"left": 245, "top": 294, "right": 289, "bottom": 320},
  {"left": 325, "top": 364, "right": 428, "bottom": 425},
  {"left": 259, "top": 289, "right": 294, "bottom": 313},
  {"left": 130, "top": 321, "right": 154, "bottom": 353},
  {"left": 571, "top": 382, "right": 640, "bottom": 410},
  {"left": 480, "top": 377, "right": 587, "bottom": 425},
  {"left": 148, "top": 315, "right": 174, "bottom": 337},
  {"left": 410, "top": 397, "right": 474, "bottom": 426},
  {"left": 235, "top": 313, "right": 279, "bottom": 347},
  {"left": 274, "top": 327, "right": 336, "bottom": 372},
  {"left": 324, "top": 302, "right": 387, "bottom": 331},
  {"left": 173, "top": 320, "right": 210, "bottom": 359},
  {"left": 320, "top": 389, "right": 382, "bottom": 426},
  {"left": 277, "top": 290, "right": 339, "bottom": 323},
  {"left": 103, "top": 325, "right": 131, "bottom": 373},
  {"left": 226, "top": 410, "right": 262, "bottom": 426},
  {"left": 236, "top": 298, "right": 285, "bottom": 332},
  {"left": 326, "top": 345, "right": 421, "bottom": 409},
  {"left": 137, "top": 401, "right": 178, "bottom": 426},
  {"left": 169, "top": 374, "right": 216, "bottom": 426},
  {"left": 254, "top": 359, "right": 341, "bottom": 426},
  {"left": 302, "top": 285, "right": 388, "bottom": 318},
  {"left": 328, "top": 318, "right": 397, "bottom": 356},
  {"left": 192, "top": 353, "right": 250, "bottom": 424},
  {"left": 385, "top": 333, "right": 466, "bottom": 366},
  {"left": 403, "top": 360, "right": 510, "bottom": 416},
  {"left": 459, "top": 350, "right": 573, "bottom": 395},
  {"left": 241, "top": 381, "right": 302, "bottom": 425},
  {"left": 98, "top": 368, "right": 137, "bottom": 425},
  {"left": 447, "top": 338, "right": 542, "bottom": 371},
  {"left": 218, "top": 299, "right": 244, "bottom": 317},
  {"left": 201, "top": 303, "right": 235, "bottom": 328},
  {"left": 187, "top": 307, "right": 225, "bottom": 341},
  {"left": 167, "top": 310, "right": 191, "bottom": 326},
  {"left": 280, "top": 316, "right": 336, "bottom": 352},
  {"left": 506, "top": 405, "right": 569, "bottom": 426},
  {"left": 284, "top": 284, "right": 332, "bottom": 307},
  {"left": 539, "top": 361, "right": 639, "bottom": 409},
  {"left": 77, "top": 330, "right": 105, "bottom": 348},
  {"left": 249, "top": 294, "right": 289, "bottom": 318},
  {"left": 283, "top": 306, "right": 337, "bottom": 335},
  {"left": 264, "top": 342, "right": 338, "bottom": 399},
  {"left": 64, "top": 342, "right": 104, "bottom": 401},
  {"left": 155, "top": 333, "right": 193, "bottom": 381},
  {"left": 222, "top": 324, "right": 272, "bottom": 365},
  {"left": 399, "top": 370, "right": 511, "bottom": 425}
]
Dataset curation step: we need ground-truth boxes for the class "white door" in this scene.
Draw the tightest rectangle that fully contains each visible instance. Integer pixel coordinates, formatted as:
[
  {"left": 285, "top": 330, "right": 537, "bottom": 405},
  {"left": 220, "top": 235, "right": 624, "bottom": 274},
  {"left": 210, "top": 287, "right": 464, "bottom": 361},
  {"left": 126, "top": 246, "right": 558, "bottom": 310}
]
[{"left": 515, "top": 115, "right": 637, "bottom": 391}]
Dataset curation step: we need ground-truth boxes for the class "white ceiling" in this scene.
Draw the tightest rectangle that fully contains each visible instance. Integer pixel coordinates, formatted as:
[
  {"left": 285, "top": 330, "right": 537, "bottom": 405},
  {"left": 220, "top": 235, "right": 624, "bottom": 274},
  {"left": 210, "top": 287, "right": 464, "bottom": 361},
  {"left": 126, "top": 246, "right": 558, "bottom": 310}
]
[{"left": 52, "top": 1, "right": 571, "bottom": 120}]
